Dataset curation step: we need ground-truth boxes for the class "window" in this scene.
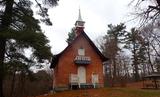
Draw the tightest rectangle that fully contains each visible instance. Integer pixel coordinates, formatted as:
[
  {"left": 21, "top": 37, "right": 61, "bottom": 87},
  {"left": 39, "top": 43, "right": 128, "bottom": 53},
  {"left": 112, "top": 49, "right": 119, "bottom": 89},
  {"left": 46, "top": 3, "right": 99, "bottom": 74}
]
[{"left": 78, "top": 48, "right": 85, "bottom": 56}]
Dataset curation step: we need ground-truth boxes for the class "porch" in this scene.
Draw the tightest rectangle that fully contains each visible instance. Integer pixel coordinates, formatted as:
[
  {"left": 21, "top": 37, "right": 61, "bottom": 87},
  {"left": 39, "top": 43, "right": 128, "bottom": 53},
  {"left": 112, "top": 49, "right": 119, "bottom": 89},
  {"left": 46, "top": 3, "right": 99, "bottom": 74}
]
[{"left": 69, "top": 74, "right": 99, "bottom": 89}]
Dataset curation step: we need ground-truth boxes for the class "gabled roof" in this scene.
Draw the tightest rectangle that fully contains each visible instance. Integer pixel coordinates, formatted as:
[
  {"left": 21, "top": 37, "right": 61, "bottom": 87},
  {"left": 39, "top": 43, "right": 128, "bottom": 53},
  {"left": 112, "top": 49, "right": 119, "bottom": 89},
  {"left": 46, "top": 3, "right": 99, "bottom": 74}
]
[{"left": 50, "top": 31, "right": 109, "bottom": 68}]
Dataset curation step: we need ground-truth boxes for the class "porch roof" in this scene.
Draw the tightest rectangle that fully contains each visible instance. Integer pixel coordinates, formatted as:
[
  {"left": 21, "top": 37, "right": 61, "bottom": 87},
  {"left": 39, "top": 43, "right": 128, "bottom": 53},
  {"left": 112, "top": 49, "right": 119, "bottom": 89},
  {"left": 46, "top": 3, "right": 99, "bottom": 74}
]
[{"left": 144, "top": 72, "right": 160, "bottom": 79}]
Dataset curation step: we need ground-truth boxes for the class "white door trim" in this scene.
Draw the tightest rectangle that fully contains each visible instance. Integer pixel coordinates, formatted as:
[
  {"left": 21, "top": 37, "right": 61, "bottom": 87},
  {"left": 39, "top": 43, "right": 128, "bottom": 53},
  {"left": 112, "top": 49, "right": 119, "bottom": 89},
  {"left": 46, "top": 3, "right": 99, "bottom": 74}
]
[{"left": 78, "top": 66, "right": 86, "bottom": 84}]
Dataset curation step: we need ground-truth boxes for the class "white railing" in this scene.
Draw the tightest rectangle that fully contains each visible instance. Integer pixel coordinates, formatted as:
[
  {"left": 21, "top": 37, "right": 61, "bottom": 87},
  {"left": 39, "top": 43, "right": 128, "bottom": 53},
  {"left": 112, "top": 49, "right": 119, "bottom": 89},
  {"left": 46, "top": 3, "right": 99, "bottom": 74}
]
[
  {"left": 70, "top": 74, "right": 79, "bottom": 84},
  {"left": 74, "top": 56, "right": 91, "bottom": 64},
  {"left": 69, "top": 74, "right": 100, "bottom": 89},
  {"left": 74, "top": 56, "right": 91, "bottom": 61}
]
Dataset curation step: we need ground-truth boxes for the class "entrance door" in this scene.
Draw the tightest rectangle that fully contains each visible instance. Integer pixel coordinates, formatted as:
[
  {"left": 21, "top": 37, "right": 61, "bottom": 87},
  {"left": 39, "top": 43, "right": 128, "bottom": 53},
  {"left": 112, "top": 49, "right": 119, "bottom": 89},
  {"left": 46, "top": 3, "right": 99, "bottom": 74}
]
[{"left": 78, "top": 66, "right": 86, "bottom": 84}]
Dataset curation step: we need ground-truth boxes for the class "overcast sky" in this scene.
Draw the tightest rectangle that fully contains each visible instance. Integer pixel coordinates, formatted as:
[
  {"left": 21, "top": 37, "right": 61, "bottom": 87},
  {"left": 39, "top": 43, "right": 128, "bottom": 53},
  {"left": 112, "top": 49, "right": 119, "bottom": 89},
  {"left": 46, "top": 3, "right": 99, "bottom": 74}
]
[{"left": 40, "top": 0, "right": 135, "bottom": 54}]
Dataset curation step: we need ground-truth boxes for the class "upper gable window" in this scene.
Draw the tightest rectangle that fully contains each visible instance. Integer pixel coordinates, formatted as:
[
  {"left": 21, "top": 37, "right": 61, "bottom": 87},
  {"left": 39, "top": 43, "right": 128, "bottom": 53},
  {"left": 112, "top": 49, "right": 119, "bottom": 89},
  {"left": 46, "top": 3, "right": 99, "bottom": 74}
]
[{"left": 78, "top": 47, "right": 85, "bottom": 56}]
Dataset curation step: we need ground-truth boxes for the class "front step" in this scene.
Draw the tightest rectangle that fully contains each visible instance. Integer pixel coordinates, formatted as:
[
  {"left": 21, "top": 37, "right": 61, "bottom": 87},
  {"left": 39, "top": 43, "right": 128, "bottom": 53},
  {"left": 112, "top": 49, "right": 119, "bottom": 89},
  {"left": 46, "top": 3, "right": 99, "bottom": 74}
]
[{"left": 54, "top": 87, "right": 69, "bottom": 92}]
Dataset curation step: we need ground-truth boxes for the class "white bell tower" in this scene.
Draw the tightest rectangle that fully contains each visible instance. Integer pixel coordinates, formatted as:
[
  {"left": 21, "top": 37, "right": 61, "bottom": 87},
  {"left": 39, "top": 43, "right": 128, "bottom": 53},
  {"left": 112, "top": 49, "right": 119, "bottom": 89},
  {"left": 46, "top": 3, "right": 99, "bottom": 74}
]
[{"left": 75, "top": 8, "right": 85, "bottom": 28}]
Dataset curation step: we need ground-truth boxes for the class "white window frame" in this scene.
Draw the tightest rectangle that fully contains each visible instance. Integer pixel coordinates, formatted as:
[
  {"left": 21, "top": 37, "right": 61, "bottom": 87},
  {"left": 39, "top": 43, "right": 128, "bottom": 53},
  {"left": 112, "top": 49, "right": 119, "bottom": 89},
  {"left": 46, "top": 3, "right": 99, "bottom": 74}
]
[{"left": 78, "top": 48, "right": 85, "bottom": 56}]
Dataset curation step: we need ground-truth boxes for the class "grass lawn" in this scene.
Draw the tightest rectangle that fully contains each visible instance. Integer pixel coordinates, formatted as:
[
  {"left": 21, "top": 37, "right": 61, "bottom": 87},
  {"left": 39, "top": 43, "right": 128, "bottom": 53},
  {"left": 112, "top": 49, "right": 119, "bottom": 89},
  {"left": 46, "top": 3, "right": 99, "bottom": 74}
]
[{"left": 36, "top": 88, "right": 160, "bottom": 97}]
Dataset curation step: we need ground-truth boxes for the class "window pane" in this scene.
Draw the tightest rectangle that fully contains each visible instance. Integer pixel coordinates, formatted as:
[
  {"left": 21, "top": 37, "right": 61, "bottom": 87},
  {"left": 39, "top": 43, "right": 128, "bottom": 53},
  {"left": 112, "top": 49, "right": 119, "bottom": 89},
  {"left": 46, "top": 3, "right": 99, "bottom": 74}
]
[{"left": 78, "top": 48, "right": 85, "bottom": 55}]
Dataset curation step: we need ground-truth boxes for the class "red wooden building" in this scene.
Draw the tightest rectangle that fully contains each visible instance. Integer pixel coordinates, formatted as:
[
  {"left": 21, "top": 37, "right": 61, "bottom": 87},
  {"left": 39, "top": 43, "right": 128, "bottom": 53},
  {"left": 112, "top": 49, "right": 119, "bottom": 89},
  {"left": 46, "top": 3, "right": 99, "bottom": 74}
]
[{"left": 50, "top": 10, "right": 108, "bottom": 90}]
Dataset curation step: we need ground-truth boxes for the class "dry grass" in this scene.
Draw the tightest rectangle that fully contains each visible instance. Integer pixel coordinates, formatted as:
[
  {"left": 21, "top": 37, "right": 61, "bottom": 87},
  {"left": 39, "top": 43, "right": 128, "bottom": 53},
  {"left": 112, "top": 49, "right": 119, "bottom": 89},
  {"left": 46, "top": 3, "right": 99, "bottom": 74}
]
[{"left": 36, "top": 88, "right": 160, "bottom": 97}]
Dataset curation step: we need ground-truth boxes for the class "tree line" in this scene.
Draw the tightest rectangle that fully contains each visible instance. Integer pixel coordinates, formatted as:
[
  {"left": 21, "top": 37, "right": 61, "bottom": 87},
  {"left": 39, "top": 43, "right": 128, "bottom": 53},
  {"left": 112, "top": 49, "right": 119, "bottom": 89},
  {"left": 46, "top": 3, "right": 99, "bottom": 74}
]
[
  {"left": 99, "top": 0, "right": 160, "bottom": 86},
  {"left": 100, "top": 22, "right": 160, "bottom": 86},
  {"left": 4, "top": 70, "right": 53, "bottom": 97}
]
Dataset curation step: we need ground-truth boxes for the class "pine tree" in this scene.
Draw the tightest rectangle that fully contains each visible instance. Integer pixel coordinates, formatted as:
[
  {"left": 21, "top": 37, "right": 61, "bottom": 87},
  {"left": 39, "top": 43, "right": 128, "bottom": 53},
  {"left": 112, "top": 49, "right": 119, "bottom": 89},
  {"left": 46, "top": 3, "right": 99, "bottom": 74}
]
[
  {"left": 66, "top": 27, "right": 76, "bottom": 44},
  {"left": 0, "top": 0, "right": 58, "bottom": 97},
  {"left": 103, "top": 23, "right": 126, "bottom": 86},
  {"left": 124, "top": 28, "right": 146, "bottom": 81}
]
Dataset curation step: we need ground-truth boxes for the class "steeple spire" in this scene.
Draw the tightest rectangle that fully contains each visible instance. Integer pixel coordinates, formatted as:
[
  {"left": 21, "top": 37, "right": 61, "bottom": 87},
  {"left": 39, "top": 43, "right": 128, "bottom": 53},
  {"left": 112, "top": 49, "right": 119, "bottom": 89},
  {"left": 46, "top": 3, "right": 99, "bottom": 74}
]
[
  {"left": 75, "top": 8, "right": 85, "bottom": 36},
  {"left": 77, "top": 8, "right": 83, "bottom": 21},
  {"left": 75, "top": 8, "right": 85, "bottom": 28}
]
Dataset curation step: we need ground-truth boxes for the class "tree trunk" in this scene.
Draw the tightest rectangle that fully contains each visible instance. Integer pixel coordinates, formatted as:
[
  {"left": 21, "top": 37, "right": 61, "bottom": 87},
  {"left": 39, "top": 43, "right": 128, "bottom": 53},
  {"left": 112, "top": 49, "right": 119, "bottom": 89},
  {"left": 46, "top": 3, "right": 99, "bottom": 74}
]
[
  {"left": 0, "top": 0, "right": 14, "bottom": 96},
  {"left": 0, "top": 39, "right": 6, "bottom": 97},
  {"left": 147, "top": 41, "right": 154, "bottom": 73},
  {"left": 10, "top": 71, "right": 16, "bottom": 97},
  {"left": 133, "top": 42, "right": 139, "bottom": 81},
  {"left": 20, "top": 73, "right": 26, "bottom": 97},
  {"left": 112, "top": 58, "right": 117, "bottom": 86},
  {"left": 134, "top": 62, "right": 139, "bottom": 81}
]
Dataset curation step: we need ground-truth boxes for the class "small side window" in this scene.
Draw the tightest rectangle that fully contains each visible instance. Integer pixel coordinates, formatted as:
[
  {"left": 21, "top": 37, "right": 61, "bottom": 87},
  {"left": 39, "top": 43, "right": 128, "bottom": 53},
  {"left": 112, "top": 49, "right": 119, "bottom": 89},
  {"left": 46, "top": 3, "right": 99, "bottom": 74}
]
[{"left": 78, "top": 48, "right": 85, "bottom": 56}]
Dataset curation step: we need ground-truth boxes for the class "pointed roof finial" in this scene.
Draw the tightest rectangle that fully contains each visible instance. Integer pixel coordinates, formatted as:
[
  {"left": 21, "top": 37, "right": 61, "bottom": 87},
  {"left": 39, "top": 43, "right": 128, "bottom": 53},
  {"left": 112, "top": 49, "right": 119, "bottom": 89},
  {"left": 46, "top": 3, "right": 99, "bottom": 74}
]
[{"left": 77, "top": 8, "right": 83, "bottom": 21}]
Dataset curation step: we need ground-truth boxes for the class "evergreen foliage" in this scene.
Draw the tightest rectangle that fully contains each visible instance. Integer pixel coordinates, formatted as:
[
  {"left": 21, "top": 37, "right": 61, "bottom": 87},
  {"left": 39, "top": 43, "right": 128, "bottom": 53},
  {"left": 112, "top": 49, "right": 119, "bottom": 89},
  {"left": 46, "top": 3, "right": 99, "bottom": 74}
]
[
  {"left": 66, "top": 27, "right": 76, "bottom": 44},
  {"left": 102, "top": 23, "right": 127, "bottom": 86},
  {"left": 0, "top": 0, "right": 59, "bottom": 97}
]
